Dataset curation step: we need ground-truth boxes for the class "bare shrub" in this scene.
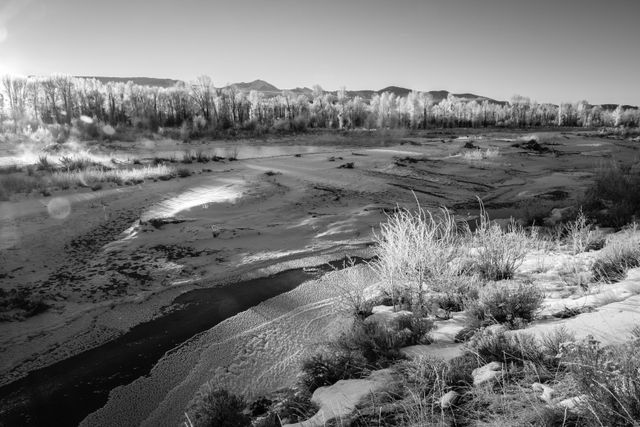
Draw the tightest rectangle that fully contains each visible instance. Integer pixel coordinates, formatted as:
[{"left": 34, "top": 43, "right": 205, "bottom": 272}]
[
  {"left": 372, "top": 203, "right": 463, "bottom": 313},
  {"left": 334, "top": 314, "right": 434, "bottom": 367},
  {"left": 564, "top": 209, "right": 605, "bottom": 254},
  {"left": 177, "top": 167, "right": 191, "bottom": 178},
  {"left": 59, "top": 155, "right": 99, "bottom": 172},
  {"left": 466, "top": 280, "right": 544, "bottom": 328},
  {"left": 299, "top": 350, "right": 369, "bottom": 393}
]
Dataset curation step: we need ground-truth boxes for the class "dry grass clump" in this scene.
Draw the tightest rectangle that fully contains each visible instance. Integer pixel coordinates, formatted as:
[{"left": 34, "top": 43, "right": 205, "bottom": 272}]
[
  {"left": 591, "top": 224, "right": 640, "bottom": 283},
  {"left": 466, "top": 327, "right": 548, "bottom": 368},
  {"left": 561, "top": 335, "right": 640, "bottom": 426},
  {"left": 372, "top": 204, "right": 463, "bottom": 313},
  {"left": 335, "top": 258, "right": 388, "bottom": 320},
  {"left": 472, "top": 203, "right": 531, "bottom": 280},
  {"left": 183, "top": 385, "right": 250, "bottom": 427},
  {"left": 0, "top": 174, "right": 44, "bottom": 199},
  {"left": 465, "top": 280, "right": 545, "bottom": 329},
  {"left": 51, "top": 164, "right": 175, "bottom": 186},
  {"left": 58, "top": 155, "right": 102, "bottom": 172},
  {"left": 564, "top": 209, "right": 605, "bottom": 254},
  {"left": 372, "top": 199, "right": 539, "bottom": 322},
  {"left": 299, "top": 350, "right": 370, "bottom": 393},
  {"left": 37, "top": 155, "right": 55, "bottom": 171},
  {"left": 462, "top": 147, "right": 500, "bottom": 161},
  {"left": 177, "top": 167, "right": 191, "bottom": 178},
  {"left": 334, "top": 314, "right": 434, "bottom": 368}
]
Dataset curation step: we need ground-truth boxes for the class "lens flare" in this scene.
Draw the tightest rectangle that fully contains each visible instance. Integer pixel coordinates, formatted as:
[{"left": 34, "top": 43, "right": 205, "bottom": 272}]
[
  {"left": 102, "top": 125, "right": 116, "bottom": 136},
  {"left": 47, "top": 197, "right": 71, "bottom": 219}
]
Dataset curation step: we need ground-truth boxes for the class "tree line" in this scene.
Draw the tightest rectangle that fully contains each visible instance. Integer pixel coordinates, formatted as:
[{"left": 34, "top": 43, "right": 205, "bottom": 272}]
[{"left": 1, "top": 75, "right": 638, "bottom": 136}]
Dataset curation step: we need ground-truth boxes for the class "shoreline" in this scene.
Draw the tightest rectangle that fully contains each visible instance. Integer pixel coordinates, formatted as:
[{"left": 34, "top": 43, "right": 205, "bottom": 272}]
[
  {"left": 0, "top": 251, "right": 373, "bottom": 427},
  {"left": 82, "top": 263, "right": 379, "bottom": 427}
]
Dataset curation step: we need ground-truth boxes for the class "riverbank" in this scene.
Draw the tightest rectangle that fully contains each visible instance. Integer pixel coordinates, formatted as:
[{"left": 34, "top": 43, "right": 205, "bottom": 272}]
[{"left": 2, "top": 130, "right": 639, "bottom": 425}]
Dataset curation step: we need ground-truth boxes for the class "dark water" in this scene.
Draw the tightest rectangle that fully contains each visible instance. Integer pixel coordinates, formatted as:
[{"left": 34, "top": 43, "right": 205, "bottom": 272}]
[{"left": 0, "top": 257, "right": 368, "bottom": 427}]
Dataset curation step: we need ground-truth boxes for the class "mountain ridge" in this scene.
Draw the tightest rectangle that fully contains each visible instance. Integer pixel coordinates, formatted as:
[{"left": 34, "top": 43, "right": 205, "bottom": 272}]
[{"left": 72, "top": 76, "right": 637, "bottom": 108}]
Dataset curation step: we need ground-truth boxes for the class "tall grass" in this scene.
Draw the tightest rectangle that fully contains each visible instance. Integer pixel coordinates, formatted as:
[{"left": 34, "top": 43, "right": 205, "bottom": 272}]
[
  {"left": 473, "top": 200, "right": 530, "bottom": 280},
  {"left": 184, "top": 385, "right": 250, "bottom": 427},
  {"left": 462, "top": 147, "right": 500, "bottom": 161},
  {"left": 372, "top": 199, "right": 538, "bottom": 311},
  {"left": 0, "top": 174, "right": 43, "bottom": 198},
  {"left": 51, "top": 164, "right": 175, "bottom": 186},
  {"left": 561, "top": 336, "right": 640, "bottom": 426},
  {"left": 372, "top": 203, "right": 463, "bottom": 312},
  {"left": 591, "top": 224, "right": 640, "bottom": 283}
]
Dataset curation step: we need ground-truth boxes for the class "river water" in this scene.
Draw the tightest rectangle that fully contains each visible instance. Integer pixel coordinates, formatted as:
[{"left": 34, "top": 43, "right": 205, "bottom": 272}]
[{"left": 0, "top": 257, "right": 368, "bottom": 427}]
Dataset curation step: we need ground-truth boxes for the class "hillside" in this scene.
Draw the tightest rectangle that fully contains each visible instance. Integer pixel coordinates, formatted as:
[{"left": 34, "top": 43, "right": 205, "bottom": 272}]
[{"left": 228, "top": 79, "right": 280, "bottom": 92}]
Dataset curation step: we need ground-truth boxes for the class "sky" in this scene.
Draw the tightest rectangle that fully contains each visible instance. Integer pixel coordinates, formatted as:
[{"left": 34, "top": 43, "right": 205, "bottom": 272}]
[{"left": 0, "top": 0, "right": 639, "bottom": 105}]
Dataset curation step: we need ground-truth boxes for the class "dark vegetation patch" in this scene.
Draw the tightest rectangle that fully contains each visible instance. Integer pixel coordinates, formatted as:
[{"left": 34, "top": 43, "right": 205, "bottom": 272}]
[
  {"left": 591, "top": 243, "right": 640, "bottom": 283},
  {"left": 177, "top": 167, "right": 191, "bottom": 177},
  {"left": 186, "top": 387, "right": 250, "bottom": 427},
  {"left": 150, "top": 244, "right": 218, "bottom": 261},
  {"left": 551, "top": 305, "right": 595, "bottom": 319},
  {"left": 146, "top": 217, "right": 189, "bottom": 228},
  {"left": 535, "top": 189, "right": 569, "bottom": 201},
  {"left": 463, "top": 141, "right": 478, "bottom": 149},
  {"left": 393, "top": 156, "right": 431, "bottom": 166},
  {"left": 0, "top": 288, "right": 50, "bottom": 321},
  {"left": 511, "top": 139, "right": 551, "bottom": 153},
  {"left": 300, "top": 351, "right": 369, "bottom": 393},
  {"left": 337, "top": 162, "right": 354, "bottom": 169},
  {"left": 582, "top": 161, "right": 640, "bottom": 227}
]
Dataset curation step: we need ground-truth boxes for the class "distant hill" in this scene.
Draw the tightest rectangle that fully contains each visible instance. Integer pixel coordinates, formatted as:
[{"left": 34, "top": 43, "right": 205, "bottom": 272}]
[
  {"left": 229, "top": 79, "right": 280, "bottom": 92},
  {"left": 600, "top": 104, "right": 639, "bottom": 111},
  {"left": 76, "top": 76, "right": 181, "bottom": 88},
  {"left": 345, "top": 86, "right": 505, "bottom": 104},
  {"left": 378, "top": 86, "right": 413, "bottom": 97},
  {"left": 225, "top": 81, "right": 504, "bottom": 104}
]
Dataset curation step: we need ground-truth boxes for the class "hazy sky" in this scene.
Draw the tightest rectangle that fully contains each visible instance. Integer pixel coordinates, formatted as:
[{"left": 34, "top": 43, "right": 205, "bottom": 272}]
[{"left": 1, "top": 0, "right": 638, "bottom": 105}]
